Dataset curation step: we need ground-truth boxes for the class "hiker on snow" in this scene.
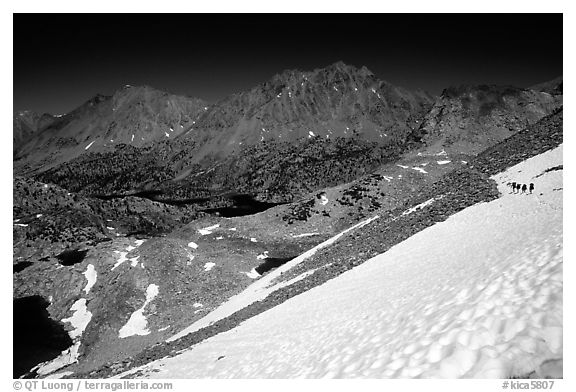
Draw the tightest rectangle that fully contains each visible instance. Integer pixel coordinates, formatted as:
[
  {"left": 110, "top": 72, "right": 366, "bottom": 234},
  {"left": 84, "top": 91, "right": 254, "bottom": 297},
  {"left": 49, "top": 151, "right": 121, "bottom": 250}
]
[
  {"left": 529, "top": 183, "right": 534, "bottom": 194},
  {"left": 521, "top": 184, "right": 527, "bottom": 194}
]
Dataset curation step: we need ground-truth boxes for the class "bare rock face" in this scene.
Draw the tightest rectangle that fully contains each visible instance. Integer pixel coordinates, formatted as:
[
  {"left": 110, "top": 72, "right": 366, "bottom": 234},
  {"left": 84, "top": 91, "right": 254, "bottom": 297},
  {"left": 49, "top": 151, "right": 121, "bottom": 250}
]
[{"left": 409, "top": 84, "right": 562, "bottom": 156}]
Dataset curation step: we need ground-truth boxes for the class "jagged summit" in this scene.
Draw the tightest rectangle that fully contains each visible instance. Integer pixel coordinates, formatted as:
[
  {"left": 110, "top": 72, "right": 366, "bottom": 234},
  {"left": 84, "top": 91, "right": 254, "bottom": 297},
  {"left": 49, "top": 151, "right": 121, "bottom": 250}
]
[{"left": 175, "top": 61, "right": 435, "bottom": 164}]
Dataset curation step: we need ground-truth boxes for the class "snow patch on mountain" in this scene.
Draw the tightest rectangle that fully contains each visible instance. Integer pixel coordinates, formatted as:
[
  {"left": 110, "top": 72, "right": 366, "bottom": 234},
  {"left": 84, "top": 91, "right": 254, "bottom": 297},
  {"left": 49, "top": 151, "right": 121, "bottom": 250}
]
[
  {"left": 292, "top": 233, "right": 320, "bottom": 238},
  {"left": 62, "top": 299, "right": 92, "bottom": 339},
  {"left": 82, "top": 264, "right": 97, "bottom": 294},
  {"left": 111, "top": 249, "right": 141, "bottom": 271},
  {"left": 412, "top": 167, "right": 428, "bottom": 174},
  {"left": 402, "top": 196, "right": 444, "bottom": 217},
  {"left": 35, "top": 343, "right": 82, "bottom": 376},
  {"left": 244, "top": 269, "right": 261, "bottom": 279},
  {"left": 198, "top": 224, "right": 220, "bottom": 235},
  {"left": 118, "top": 284, "right": 160, "bottom": 338}
]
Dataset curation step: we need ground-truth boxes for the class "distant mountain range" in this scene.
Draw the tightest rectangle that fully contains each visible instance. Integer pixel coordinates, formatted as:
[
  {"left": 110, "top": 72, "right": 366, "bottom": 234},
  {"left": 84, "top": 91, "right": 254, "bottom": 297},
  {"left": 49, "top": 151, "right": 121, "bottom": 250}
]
[{"left": 13, "top": 63, "right": 562, "bottom": 202}]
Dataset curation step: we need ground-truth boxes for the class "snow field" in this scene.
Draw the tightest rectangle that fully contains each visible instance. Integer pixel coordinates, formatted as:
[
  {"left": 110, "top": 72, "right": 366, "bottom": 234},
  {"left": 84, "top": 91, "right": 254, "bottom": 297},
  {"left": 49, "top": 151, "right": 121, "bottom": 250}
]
[{"left": 122, "top": 145, "right": 562, "bottom": 378}]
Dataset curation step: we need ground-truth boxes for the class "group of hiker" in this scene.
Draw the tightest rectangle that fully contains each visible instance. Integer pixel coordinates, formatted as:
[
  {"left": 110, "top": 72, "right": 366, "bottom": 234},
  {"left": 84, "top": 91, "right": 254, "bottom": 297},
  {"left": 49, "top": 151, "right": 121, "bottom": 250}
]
[{"left": 508, "top": 182, "right": 534, "bottom": 194}]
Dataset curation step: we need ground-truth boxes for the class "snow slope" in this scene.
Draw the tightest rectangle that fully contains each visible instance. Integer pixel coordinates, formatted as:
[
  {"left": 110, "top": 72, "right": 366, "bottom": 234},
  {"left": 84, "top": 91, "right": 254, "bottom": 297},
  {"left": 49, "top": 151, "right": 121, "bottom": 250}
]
[{"left": 118, "top": 145, "right": 562, "bottom": 378}]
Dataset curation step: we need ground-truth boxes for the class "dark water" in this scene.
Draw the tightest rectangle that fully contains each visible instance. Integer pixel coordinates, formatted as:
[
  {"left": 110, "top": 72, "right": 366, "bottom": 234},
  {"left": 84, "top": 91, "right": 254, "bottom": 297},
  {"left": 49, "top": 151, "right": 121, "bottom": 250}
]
[
  {"left": 95, "top": 189, "right": 282, "bottom": 217},
  {"left": 13, "top": 296, "right": 73, "bottom": 378},
  {"left": 14, "top": 261, "right": 33, "bottom": 273},
  {"left": 56, "top": 249, "right": 88, "bottom": 266},
  {"left": 255, "top": 256, "right": 295, "bottom": 275}
]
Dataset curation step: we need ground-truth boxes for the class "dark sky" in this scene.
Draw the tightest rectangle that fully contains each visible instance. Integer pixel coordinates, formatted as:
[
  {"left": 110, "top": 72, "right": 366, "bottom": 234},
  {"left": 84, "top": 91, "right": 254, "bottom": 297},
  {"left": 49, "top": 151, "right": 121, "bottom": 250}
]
[{"left": 14, "top": 14, "right": 563, "bottom": 115}]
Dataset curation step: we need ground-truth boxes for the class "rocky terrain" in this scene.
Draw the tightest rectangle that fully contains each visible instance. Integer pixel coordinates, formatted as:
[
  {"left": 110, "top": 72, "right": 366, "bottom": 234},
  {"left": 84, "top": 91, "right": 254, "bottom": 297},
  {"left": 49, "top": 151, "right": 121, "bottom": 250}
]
[
  {"left": 13, "top": 62, "right": 563, "bottom": 378},
  {"left": 13, "top": 176, "right": 204, "bottom": 265}
]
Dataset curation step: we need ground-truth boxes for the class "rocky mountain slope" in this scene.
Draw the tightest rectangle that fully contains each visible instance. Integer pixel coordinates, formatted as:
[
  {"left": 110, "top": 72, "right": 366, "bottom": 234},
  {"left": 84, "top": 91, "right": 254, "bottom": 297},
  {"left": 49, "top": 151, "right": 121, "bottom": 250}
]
[
  {"left": 175, "top": 61, "right": 435, "bottom": 163},
  {"left": 14, "top": 86, "right": 208, "bottom": 174},
  {"left": 409, "top": 84, "right": 562, "bottom": 156}
]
